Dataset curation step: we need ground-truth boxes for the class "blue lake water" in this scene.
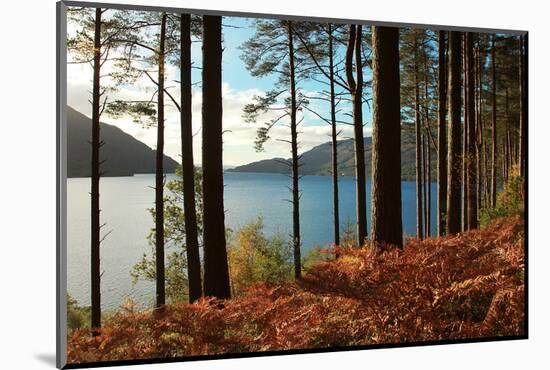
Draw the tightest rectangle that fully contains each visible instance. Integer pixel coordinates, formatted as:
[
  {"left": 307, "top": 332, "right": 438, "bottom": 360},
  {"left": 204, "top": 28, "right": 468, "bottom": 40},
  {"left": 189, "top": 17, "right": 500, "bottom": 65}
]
[{"left": 67, "top": 172, "right": 437, "bottom": 310}]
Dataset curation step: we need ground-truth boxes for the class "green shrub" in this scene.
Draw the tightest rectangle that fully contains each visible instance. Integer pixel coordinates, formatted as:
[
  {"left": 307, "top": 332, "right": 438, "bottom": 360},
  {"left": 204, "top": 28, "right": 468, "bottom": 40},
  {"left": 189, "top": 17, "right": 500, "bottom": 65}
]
[
  {"left": 479, "top": 171, "right": 525, "bottom": 227},
  {"left": 340, "top": 218, "right": 357, "bottom": 247},
  {"left": 131, "top": 165, "right": 202, "bottom": 304},
  {"left": 67, "top": 294, "right": 91, "bottom": 331},
  {"left": 302, "top": 245, "right": 330, "bottom": 272},
  {"left": 228, "top": 218, "right": 293, "bottom": 295}
]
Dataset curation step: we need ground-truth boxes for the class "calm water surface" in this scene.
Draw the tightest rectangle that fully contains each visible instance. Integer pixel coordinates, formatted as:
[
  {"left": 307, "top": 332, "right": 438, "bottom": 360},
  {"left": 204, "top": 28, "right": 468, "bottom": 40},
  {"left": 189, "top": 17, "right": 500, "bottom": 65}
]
[{"left": 67, "top": 172, "right": 437, "bottom": 309}]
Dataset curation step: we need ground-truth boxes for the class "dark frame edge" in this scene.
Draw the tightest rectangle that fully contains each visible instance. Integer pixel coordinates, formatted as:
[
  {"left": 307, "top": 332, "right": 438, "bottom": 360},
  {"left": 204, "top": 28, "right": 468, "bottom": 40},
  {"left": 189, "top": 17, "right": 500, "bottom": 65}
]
[
  {"left": 62, "top": 334, "right": 528, "bottom": 369},
  {"left": 524, "top": 31, "right": 529, "bottom": 340},
  {"left": 57, "top": 1, "right": 68, "bottom": 369}
]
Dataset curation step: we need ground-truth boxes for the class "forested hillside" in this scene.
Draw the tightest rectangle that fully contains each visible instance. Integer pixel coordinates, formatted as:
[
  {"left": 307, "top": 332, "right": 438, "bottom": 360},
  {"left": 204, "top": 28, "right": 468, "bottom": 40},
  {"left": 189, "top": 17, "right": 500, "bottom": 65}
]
[
  {"left": 228, "top": 126, "right": 433, "bottom": 181},
  {"left": 67, "top": 107, "right": 178, "bottom": 177}
]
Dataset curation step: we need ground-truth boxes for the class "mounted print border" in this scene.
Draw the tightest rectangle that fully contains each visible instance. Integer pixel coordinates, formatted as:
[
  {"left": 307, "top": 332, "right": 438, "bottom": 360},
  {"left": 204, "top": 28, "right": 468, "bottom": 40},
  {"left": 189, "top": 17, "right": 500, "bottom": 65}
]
[{"left": 57, "top": 1, "right": 528, "bottom": 368}]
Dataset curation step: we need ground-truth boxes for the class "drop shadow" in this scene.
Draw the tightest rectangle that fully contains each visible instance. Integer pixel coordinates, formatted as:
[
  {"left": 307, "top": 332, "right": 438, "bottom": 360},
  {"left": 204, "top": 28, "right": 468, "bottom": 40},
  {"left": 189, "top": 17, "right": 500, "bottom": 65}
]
[{"left": 34, "top": 353, "right": 57, "bottom": 367}]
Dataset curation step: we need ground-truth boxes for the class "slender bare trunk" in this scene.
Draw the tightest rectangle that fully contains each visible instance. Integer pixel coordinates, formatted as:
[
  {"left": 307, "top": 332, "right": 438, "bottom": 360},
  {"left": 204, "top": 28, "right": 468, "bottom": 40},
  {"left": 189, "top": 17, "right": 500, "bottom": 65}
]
[
  {"left": 507, "top": 95, "right": 511, "bottom": 180},
  {"left": 466, "top": 32, "right": 478, "bottom": 229},
  {"left": 423, "top": 46, "right": 431, "bottom": 238},
  {"left": 491, "top": 35, "right": 497, "bottom": 208},
  {"left": 180, "top": 14, "right": 202, "bottom": 303},
  {"left": 426, "top": 131, "right": 431, "bottom": 236},
  {"left": 328, "top": 24, "right": 340, "bottom": 248},
  {"left": 414, "top": 33, "right": 423, "bottom": 239},
  {"left": 475, "top": 45, "right": 482, "bottom": 213},
  {"left": 355, "top": 25, "right": 366, "bottom": 245},
  {"left": 288, "top": 22, "right": 301, "bottom": 278},
  {"left": 504, "top": 140, "right": 507, "bottom": 180},
  {"left": 155, "top": 13, "right": 167, "bottom": 308},
  {"left": 90, "top": 7, "right": 102, "bottom": 331},
  {"left": 480, "top": 37, "right": 490, "bottom": 209},
  {"left": 437, "top": 31, "right": 447, "bottom": 236},
  {"left": 518, "top": 35, "right": 526, "bottom": 177},
  {"left": 345, "top": 24, "right": 367, "bottom": 245},
  {"left": 483, "top": 111, "right": 490, "bottom": 208},
  {"left": 422, "top": 131, "right": 427, "bottom": 236}
]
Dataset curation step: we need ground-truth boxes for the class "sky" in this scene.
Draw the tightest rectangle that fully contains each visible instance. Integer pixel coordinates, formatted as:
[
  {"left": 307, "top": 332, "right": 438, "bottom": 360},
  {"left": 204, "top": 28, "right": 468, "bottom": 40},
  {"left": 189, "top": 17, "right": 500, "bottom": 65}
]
[{"left": 67, "top": 10, "right": 373, "bottom": 167}]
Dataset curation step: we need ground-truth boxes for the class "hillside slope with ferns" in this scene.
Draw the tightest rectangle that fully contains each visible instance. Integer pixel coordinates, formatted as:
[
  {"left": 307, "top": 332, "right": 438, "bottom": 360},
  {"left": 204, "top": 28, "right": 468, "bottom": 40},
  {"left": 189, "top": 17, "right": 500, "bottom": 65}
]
[{"left": 68, "top": 217, "right": 525, "bottom": 364}]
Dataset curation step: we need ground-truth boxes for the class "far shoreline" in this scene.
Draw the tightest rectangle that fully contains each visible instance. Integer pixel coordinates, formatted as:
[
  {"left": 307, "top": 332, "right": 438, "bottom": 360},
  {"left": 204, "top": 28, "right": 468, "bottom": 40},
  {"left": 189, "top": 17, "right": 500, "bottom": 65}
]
[{"left": 68, "top": 171, "right": 431, "bottom": 183}]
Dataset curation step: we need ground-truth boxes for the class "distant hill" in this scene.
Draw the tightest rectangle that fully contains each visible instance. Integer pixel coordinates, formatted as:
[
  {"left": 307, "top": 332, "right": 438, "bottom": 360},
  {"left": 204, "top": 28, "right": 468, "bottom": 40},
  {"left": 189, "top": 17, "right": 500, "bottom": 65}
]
[
  {"left": 228, "top": 126, "right": 436, "bottom": 181},
  {"left": 67, "top": 106, "right": 178, "bottom": 177}
]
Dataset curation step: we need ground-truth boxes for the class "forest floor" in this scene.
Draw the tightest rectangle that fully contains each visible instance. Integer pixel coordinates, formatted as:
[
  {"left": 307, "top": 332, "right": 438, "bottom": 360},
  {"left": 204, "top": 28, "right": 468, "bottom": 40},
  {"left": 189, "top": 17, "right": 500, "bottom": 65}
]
[{"left": 67, "top": 216, "right": 525, "bottom": 364}]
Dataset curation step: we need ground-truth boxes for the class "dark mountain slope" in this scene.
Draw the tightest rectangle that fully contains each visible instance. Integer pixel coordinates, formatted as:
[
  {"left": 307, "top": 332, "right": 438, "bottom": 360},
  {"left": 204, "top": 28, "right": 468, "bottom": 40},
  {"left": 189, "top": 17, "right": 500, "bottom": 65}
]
[
  {"left": 67, "top": 106, "right": 178, "bottom": 177},
  {"left": 228, "top": 126, "right": 434, "bottom": 181}
]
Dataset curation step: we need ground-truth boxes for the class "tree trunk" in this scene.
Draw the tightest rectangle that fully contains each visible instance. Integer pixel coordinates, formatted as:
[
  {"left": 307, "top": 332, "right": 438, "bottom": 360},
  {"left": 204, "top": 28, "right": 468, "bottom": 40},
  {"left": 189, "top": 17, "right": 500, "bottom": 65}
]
[
  {"left": 287, "top": 22, "right": 301, "bottom": 279},
  {"left": 518, "top": 34, "right": 526, "bottom": 177},
  {"left": 202, "top": 15, "right": 231, "bottom": 299},
  {"left": 500, "top": 137, "right": 507, "bottom": 184},
  {"left": 505, "top": 88, "right": 510, "bottom": 182},
  {"left": 466, "top": 32, "right": 478, "bottom": 229},
  {"left": 354, "top": 25, "right": 367, "bottom": 246},
  {"left": 90, "top": 7, "right": 102, "bottom": 331},
  {"left": 512, "top": 122, "right": 517, "bottom": 167},
  {"left": 426, "top": 131, "right": 431, "bottom": 237},
  {"left": 480, "top": 37, "right": 490, "bottom": 209},
  {"left": 476, "top": 128, "right": 482, "bottom": 212},
  {"left": 423, "top": 46, "right": 431, "bottom": 238},
  {"left": 328, "top": 24, "right": 340, "bottom": 248},
  {"left": 446, "top": 31, "right": 463, "bottom": 235},
  {"left": 370, "top": 26, "right": 403, "bottom": 248},
  {"left": 155, "top": 13, "right": 167, "bottom": 308},
  {"left": 483, "top": 117, "right": 490, "bottom": 208},
  {"left": 491, "top": 34, "right": 497, "bottom": 208},
  {"left": 345, "top": 24, "right": 367, "bottom": 246},
  {"left": 422, "top": 130, "right": 427, "bottom": 237},
  {"left": 505, "top": 133, "right": 510, "bottom": 183},
  {"left": 414, "top": 34, "right": 424, "bottom": 239},
  {"left": 180, "top": 14, "right": 202, "bottom": 303},
  {"left": 475, "top": 45, "right": 483, "bottom": 213},
  {"left": 462, "top": 36, "right": 468, "bottom": 231},
  {"left": 437, "top": 30, "right": 447, "bottom": 237}
]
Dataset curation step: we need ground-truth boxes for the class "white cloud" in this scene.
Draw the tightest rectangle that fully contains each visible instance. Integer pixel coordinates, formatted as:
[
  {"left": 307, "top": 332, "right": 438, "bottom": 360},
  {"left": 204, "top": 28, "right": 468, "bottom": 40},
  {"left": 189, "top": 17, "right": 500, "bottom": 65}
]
[
  {"left": 68, "top": 64, "right": 369, "bottom": 167},
  {"left": 65, "top": 11, "right": 375, "bottom": 168}
]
